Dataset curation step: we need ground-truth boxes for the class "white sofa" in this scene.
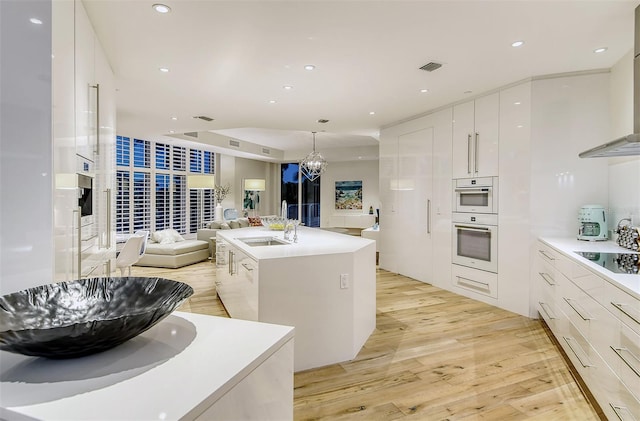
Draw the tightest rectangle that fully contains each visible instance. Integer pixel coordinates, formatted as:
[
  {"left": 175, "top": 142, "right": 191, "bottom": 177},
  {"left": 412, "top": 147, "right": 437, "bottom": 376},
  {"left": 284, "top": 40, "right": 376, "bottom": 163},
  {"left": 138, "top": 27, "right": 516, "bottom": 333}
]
[
  {"left": 135, "top": 229, "right": 209, "bottom": 269},
  {"left": 196, "top": 217, "right": 253, "bottom": 258}
]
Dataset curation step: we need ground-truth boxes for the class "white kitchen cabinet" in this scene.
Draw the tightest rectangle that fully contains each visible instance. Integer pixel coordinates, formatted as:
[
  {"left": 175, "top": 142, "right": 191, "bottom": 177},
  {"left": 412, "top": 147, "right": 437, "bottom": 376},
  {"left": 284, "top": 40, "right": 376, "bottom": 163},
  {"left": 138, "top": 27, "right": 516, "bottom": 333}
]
[
  {"left": 216, "top": 240, "right": 259, "bottom": 321},
  {"left": 452, "top": 93, "right": 499, "bottom": 178},
  {"left": 536, "top": 239, "right": 640, "bottom": 419},
  {"left": 52, "top": 0, "right": 116, "bottom": 280},
  {"left": 379, "top": 108, "right": 452, "bottom": 285}
]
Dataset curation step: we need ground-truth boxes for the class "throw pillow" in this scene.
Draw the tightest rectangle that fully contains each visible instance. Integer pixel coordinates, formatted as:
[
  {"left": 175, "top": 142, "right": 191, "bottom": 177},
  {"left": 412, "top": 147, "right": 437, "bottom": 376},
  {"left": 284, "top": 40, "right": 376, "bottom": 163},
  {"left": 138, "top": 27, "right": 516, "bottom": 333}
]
[
  {"left": 168, "top": 229, "right": 185, "bottom": 242},
  {"left": 208, "top": 221, "right": 223, "bottom": 229},
  {"left": 248, "top": 217, "right": 263, "bottom": 226},
  {"left": 220, "top": 222, "right": 231, "bottom": 230},
  {"left": 238, "top": 218, "right": 250, "bottom": 228},
  {"left": 228, "top": 220, "right": 240, "bottom": 229},
  {"left": 151, "top": 229, "right": 185, "bottom": 244}
]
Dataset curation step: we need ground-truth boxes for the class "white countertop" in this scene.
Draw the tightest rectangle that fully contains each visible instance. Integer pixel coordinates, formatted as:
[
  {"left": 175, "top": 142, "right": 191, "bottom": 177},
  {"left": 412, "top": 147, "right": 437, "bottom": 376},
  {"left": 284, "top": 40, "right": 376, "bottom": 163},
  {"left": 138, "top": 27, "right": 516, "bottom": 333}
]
[
  {"left": 0, "top": 312, "right": 294, "bottom": 421},
  {"left": 539, "top": 237, "right": 640, "bottom": 299},
  {"left": 216, "top": 226, "right": 375, "bottom": 261}
]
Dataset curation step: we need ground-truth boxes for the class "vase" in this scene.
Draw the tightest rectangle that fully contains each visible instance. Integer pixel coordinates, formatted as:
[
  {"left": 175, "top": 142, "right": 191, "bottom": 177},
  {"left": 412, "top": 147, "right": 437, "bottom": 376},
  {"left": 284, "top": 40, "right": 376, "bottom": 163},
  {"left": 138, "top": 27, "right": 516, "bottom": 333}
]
[{"left": 214, "top": 203, "right": 223, "bottom": 222}]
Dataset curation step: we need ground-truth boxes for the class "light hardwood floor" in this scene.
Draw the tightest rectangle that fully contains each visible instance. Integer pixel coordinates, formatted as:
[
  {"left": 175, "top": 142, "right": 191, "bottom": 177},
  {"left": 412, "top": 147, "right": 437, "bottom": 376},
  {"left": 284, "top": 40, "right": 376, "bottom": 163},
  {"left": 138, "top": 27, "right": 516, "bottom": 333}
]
[{"left": 131, "top": 262, "right": 599, "bottom": 420}]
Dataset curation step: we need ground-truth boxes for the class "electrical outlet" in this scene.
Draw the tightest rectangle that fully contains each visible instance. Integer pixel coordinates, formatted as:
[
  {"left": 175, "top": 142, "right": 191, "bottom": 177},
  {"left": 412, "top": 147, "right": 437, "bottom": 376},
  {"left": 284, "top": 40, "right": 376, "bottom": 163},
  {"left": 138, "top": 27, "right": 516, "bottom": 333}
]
[{"left": 340, "top": 273, "right": 349, "bottom": 289}]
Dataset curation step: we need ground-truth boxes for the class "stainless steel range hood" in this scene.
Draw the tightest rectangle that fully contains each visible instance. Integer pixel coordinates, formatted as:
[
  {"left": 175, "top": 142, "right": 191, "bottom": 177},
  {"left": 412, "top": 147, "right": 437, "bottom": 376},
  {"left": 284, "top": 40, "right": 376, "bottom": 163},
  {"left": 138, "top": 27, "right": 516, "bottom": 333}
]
[{"left": 580, "top": 5, "right": 640, "bottom": 158}]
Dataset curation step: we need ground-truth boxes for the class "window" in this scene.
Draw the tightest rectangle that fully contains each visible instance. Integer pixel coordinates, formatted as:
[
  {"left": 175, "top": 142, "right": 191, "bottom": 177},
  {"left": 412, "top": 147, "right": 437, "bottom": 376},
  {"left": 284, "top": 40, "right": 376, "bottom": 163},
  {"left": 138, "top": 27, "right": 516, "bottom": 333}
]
[
  {"left": 281, "top": 163, "right": 320, "bottom": 227},
  {"left": 115, "top": 136, "right": 215, "bottom": 235}
]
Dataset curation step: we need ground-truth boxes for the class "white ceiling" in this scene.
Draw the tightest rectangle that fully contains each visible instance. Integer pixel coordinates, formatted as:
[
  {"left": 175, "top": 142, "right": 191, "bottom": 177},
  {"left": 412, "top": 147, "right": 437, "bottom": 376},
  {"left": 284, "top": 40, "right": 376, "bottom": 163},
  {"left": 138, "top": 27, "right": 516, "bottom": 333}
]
[{"left": 84, "top": 0, "right": 638, "bottom": 160}]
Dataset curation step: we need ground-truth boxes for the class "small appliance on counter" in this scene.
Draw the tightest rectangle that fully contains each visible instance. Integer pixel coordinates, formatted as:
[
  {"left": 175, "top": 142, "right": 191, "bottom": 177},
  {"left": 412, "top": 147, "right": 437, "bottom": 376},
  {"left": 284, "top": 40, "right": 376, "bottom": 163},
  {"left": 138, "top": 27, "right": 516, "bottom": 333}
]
[{"left": 577, "top": 205, "right": 608, "bottom": 241}]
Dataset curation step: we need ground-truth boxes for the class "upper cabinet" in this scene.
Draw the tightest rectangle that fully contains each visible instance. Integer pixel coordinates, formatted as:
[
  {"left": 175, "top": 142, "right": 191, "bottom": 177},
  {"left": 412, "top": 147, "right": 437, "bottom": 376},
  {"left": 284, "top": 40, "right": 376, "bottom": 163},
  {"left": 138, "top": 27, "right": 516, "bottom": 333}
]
[{"left": 452, "top": 93, "right": 499, "bottom": 178}]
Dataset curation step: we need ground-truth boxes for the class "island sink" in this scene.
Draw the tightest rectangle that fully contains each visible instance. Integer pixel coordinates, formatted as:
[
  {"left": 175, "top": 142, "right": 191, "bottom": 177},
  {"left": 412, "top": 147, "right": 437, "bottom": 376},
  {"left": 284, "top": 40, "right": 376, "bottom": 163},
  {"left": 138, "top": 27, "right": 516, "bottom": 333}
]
[{"left": 238, "top": 236, "right": 290, "bottom": 247}]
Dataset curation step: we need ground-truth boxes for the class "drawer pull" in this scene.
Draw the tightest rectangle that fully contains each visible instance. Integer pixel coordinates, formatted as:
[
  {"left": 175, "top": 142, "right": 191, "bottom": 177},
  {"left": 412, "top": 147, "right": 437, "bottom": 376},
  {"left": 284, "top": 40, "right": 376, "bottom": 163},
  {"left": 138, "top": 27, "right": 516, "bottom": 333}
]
[
  {"left": 241, "top": 263, "right": 254, "bottom": 271},
  {"left": 609, "top": 403, "right": 637, "bottom": 421},
  {"left": 539, "top": 302, "right": 556, "bottom": 320},
  {"left": 563, "top": 336, "right": 595, "bottom": 368},
  {"left": 564, "top": 298, "right": 593, "bottom": 321},
  {"left": 538, "top": 250, "right": 555, "bottom": 261},
  {"left": 539, "top": 272, "right": 556, "bottom": 286},
  {"left": 611, "top": 346, "right": 640, "bottom": 378},
  {"left": 611, "top": 302, "right": 640, "bottom": 326}
]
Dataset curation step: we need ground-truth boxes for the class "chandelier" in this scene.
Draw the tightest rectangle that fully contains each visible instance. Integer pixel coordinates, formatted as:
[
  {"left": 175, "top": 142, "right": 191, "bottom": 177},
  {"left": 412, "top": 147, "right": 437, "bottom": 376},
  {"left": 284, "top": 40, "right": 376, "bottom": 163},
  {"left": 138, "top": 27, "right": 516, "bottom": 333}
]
[{"left": 300, "top": 131, "right": 327, "bottom": 181}]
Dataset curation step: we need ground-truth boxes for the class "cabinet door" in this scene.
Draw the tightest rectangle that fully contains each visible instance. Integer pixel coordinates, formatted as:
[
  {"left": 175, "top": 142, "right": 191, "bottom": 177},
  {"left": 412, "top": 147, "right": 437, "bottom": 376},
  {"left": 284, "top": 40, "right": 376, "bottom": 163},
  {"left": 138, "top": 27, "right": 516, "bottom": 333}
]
[
  {"left": 74, "top": 1, "right": 96, "bottom": 162},
  {"left": 473, "top": 93, "right": 499, "bottom": 177},
  {"left": 452, "top": 100, "right": 475, "bottom": 178},
  {"left": 396, "top": 128, "right": 433, "bottom": 282}
]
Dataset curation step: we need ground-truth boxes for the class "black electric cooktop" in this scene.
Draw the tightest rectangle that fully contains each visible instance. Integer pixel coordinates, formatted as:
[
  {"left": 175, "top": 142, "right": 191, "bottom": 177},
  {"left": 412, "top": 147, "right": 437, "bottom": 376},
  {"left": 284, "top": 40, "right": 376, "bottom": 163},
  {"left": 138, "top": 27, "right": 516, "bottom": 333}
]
[{"left": 574, "top": 251, "right": 640, "bottom": 275}]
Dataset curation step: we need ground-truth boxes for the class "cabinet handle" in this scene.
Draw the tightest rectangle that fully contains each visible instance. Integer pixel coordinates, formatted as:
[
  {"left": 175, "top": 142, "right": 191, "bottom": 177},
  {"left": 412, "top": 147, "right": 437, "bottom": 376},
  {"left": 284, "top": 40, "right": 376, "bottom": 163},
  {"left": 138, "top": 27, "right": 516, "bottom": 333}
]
[
  {"left": 563, "top": 297, "right": 593, "bottom": 321},
  {"left": 74, "top": 208, "right": 81, "bottom": 279},
  {"left": 241, "top": 263, "right": 254, "bottom": 272},
  {"left": 467, "top": 134, "right": 472, "bottom": 174},
  {"left": 426, "top": 199, "right": 431, "bottom": 234},
  {"left": 539, "top": 272, "right": 556, "bottom": 286},
  {"left": 538, "top": 249, "right": 555, "bottom": 261},
  {"left": 454, "top": 224, "right": 489, "bottom": 232},
  {"left": 562, "top": 336, "right": 595, "bottom": 368},
  {"left": 611, "top": 302, "right": 640, "bottom": 326},
  {"left": 456, "top": 276, "right": 490, "bottom": 293},
  {"left": 538, "top": 301, "right": 556, "bottom": 320},
  {"left": 611, "top": 346, "right": 640, "bottom": 378},
  {"left": 90, "top": 84, "right": 100, "bottom": 155},
  {"left": 609, "top": 403, "right": 637, "bottom": 421},
  {"left": 228, "top": 250, "right": 234, "bottom": 275},
  {"left": 474, "top": 132, "right": 479, "bottom": 174},
  {"left": 105, "top": 188, "right": 111, "bottom": 248}
]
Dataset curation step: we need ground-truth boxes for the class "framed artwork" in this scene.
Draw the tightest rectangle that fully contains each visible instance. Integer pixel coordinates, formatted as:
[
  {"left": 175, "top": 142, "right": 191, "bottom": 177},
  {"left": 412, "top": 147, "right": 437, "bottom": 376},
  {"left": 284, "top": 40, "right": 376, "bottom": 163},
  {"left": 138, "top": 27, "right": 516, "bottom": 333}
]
[
  {"left": 243, "top": 179, "right": 265, "bottom": 211},
  {"left": 335, "top": 180, "right": 363, "bottom": 210}
]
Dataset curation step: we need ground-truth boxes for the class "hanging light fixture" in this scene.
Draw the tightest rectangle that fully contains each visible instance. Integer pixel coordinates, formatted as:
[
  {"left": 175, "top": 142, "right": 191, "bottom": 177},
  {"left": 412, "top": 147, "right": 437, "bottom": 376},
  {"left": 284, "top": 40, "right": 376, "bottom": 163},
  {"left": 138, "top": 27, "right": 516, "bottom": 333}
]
[{"left": 300, "top": 131, "right": 327, "bottom": 181}]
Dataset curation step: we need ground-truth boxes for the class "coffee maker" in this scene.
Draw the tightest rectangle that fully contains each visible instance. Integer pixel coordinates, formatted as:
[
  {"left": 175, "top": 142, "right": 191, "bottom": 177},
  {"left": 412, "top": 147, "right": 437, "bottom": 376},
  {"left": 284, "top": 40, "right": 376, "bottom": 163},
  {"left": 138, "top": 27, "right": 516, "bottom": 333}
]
[{"left": 578, "top": 205, "right": 608, "bottom": 241}]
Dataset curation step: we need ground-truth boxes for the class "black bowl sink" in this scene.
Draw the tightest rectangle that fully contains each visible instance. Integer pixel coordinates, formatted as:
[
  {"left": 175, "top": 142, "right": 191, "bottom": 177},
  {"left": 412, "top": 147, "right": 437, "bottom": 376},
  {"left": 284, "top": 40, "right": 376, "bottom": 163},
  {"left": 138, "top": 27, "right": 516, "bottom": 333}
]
[{"left": 0, "top": 277, "right": 193, "bottom": 359}]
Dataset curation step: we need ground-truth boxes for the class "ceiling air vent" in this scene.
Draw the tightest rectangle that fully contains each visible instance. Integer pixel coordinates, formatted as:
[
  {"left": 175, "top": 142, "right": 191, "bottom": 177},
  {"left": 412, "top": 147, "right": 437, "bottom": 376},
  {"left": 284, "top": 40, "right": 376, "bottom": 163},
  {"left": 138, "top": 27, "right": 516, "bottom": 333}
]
[
  {"left": 229, "top": 139, "right": 240, "bottom": 148},
  {"left": 192, "top": 115, "right": 214, "bottom": 122},
  {"left": 317, "top": 119, "right": 329, "bottom": 123},
  {"left": 262, "top": 148, "right": 271, "bottom": 155},
  {"left": 419, "top": 62, "right": 442, "bottom": 72},
  {"left": 184, "top": 132, "right": 198, "bottom": 138}
]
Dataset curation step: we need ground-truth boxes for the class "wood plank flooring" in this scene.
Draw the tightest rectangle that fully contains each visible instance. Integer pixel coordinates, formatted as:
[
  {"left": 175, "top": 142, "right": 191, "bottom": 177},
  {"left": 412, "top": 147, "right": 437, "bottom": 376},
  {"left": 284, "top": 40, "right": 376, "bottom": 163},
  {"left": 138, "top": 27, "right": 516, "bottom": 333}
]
[{"left": 131, "top": 262, "right": 599, "bottom": 420}]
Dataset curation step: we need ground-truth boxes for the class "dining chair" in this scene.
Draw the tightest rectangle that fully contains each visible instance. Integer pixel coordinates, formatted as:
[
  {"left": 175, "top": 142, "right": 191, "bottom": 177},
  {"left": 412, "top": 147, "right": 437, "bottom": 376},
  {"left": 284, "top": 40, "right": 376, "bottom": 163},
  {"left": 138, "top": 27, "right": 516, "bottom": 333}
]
[{"left": 115, "top": 235, "right": 145, "bottom": 277}]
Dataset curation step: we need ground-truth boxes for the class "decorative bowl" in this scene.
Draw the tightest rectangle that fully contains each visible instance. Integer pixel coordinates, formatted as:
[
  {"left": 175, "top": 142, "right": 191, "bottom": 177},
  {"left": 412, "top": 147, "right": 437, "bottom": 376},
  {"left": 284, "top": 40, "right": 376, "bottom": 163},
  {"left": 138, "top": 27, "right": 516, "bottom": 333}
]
[
  {"left": 260, "top": 216, "right": 288, "bottom": 231},
  {"left": 0, "top": 277, "right": 193, "bottom": 359}
]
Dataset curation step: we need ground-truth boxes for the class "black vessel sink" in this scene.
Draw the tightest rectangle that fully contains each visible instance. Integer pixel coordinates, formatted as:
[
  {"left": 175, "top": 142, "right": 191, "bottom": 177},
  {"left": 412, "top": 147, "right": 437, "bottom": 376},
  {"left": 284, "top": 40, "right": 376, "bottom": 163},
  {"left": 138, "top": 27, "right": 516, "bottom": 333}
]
[{"left": 0, "top": 277, "right": 193, "bottom": 358}]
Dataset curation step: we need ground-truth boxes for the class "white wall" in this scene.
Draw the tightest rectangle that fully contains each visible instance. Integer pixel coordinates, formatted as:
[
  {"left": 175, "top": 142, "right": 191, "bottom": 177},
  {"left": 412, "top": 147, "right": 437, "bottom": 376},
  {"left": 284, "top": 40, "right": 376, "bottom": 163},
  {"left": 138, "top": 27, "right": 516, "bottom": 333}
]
[
  {"left": 319, "top": 160, "right": 380, "bottom": 228},
  {"left": 608, "top": 49, "right": 640, "bottom": 228},
  {"left": 0, "top": 0, "right": 54, "bottom": 295}
]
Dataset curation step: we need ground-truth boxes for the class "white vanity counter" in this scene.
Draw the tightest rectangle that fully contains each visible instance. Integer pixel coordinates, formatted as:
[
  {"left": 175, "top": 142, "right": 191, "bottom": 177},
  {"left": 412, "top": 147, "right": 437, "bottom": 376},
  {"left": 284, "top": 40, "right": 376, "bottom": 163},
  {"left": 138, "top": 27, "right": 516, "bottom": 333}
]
[
  {"left": 540, "top": 237, "right": 640, "bottom": 299},
  {"left": 0, "top": 312, "right": 294, "bottom": 421},
  {"left": 215, "top": 226, "right": 376, "bottom": 372}
]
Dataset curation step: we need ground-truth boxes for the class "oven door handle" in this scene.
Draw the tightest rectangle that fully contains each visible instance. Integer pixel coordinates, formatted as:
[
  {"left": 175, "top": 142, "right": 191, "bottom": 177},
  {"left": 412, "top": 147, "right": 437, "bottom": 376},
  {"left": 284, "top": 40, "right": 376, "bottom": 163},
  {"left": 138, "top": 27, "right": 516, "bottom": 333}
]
[
  {"left": 454, "top": 224, "right": 491, "bottom": 232},
  {"left": 455, "top": 187, "right": 490, "bottom": 193}
]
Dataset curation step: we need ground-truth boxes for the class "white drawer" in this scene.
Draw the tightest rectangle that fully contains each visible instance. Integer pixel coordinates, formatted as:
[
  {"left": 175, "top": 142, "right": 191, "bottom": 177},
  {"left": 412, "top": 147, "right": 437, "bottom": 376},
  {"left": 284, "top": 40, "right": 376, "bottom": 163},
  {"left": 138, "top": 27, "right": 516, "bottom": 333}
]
[
  {"left": 568, "top": 263, "right": 606, "bottom": 305},
  {"left": 585, "top": 344, "right": 640, "bottom": 421},
  {"left": 604, "top": 323, "right": 640, "bottom": 402},
  {"left": 537, "top": 243, "right": 559, "bottom": 266},
  {"left": 606, "top": 281, "right": 640, "bottom": 337},
  {"left": 559, "top": 276, "right": 596, "bottom": 341},
  {"left": 558, "top": 320, "right": 600, "bottom": 379},
  {"left": 452, "top": 265, "right": 498, "bottom": 299}
]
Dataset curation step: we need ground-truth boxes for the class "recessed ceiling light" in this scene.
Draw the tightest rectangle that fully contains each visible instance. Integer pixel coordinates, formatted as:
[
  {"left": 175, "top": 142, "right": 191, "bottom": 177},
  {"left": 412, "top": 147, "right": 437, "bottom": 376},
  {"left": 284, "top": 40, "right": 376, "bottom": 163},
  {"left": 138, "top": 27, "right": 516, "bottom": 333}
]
[
  {"left": 369, "top": 111, "right": 375, "bottom": 115},
  {"left": 593, "top": 47, "right": 608, "bottom": 53},
  {"left": 511, "top": 40, "right": 525, "bottom": 48},
  {"left": 29, "top": 18, "right": 43, "bottom": 24},
  {"left": 152, "top": 4, "right": 171, "bottom": 13},
  {"left": 514, "top": 102, "right": 521, "bottom": 105},
  {"left": 169, "top": 130, "right": 175, "bottom": 134},
  {"left": 159, "top": 67, "right": 169, "bottom": 73},
  {"left": 304, "top": 64, "right": 315, "bottom": 71},
  {"left": 517, "top": 125, "right": 524, "bottom": 128},
  {"left": 171, "top": 116, "right": 178, "bottom": 120},
  {"left": 420, "top": 89, "right": 429, "bottom": 93},
  {"left": 269, "top": 100, "right": 277, "bottom": 104},
  {"left": 283, "top": 85, "right": 293, "bottom": 90}
]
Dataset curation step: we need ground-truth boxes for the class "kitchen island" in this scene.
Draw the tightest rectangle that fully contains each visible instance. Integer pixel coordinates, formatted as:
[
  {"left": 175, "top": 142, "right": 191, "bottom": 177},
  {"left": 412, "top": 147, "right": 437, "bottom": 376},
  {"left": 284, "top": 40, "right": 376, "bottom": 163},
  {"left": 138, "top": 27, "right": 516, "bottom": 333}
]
[
  {"left": 0, "top": 312, "right": 294, "bottom": 421},
  {"left": 215, "top": 226, "right": 376, "bottom": 371}
]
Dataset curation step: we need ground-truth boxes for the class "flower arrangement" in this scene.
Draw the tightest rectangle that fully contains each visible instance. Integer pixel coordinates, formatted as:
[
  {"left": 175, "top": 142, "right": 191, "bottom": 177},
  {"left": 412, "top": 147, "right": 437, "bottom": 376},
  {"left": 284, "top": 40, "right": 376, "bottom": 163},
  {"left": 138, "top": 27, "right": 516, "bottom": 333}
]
[{"left": 213, "top": 183, "right": 231, "bottom": 204}]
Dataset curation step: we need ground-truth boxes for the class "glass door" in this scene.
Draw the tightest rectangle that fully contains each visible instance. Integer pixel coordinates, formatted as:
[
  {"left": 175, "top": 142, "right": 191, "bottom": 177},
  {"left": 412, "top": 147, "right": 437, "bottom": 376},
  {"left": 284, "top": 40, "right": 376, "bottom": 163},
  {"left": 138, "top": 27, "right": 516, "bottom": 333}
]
[{"left": 281, "top": 163, "right": 320, "bottom": 227}]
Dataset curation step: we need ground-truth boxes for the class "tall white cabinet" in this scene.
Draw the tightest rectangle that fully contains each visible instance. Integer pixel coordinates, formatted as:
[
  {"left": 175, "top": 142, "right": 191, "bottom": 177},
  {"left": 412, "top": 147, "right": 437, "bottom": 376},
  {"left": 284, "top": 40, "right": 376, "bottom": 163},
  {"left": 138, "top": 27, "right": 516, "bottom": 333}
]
[
  {"left": 452, "top": 93, "right": 499, "bottom": 178},
  {"left": 53, "top": 0, "right": 115, "bottom": 282},
  {"left": 379, "top": 108, "right": 453, "bottom": 286}
]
